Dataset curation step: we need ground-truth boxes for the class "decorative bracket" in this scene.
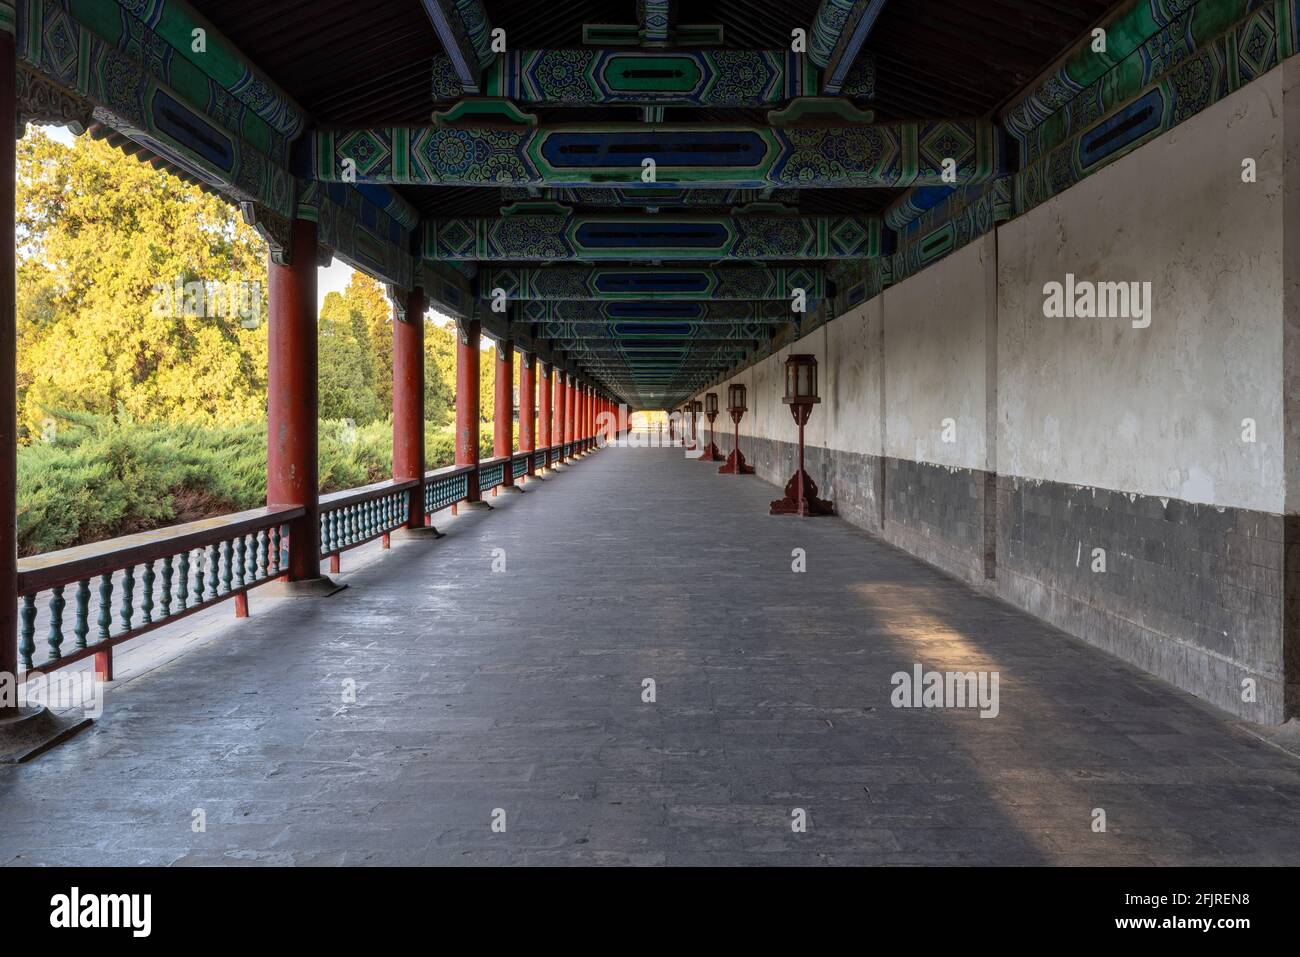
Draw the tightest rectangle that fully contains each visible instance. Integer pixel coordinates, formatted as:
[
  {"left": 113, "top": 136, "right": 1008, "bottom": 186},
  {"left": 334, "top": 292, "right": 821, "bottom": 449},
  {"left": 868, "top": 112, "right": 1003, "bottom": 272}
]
[
  {"left": 15, "top": 66, "right": 93, "bottom": 140},
  {"left": 240, "top": 202, "right": 294, "bottom": 266}
]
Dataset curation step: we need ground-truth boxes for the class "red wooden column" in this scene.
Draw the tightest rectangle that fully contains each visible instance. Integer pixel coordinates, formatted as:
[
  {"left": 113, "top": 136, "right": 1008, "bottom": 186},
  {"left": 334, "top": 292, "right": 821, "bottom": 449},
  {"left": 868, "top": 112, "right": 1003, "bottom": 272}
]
[
  {"left": 538, "top": 359, "right": 552, "bottom": 472},
  {"left": 564, "top": 374, "right": 575, "bottom": 450},
  {"left": 267, "top": 218, "right": 329, "bottom": 586},
  {"left": 555, "top": 370, "right": 568, "bottom": 464},
  {"left": 494, "top": 339, "right": 521, "bottom": 492},
  {"left": 456, "top": 318, "right": 488, "bottom": 507},
  {"left": 392, "top": 285, "right": 442, "bottom": 538},
  {"left": 0, "top": 29, "right": 95, "bottom": 749},
  {"left": 575, "top": 383, "right": 584, "bottom": 451},
  {"left": 0, "top": 28, "right": 16, "bottom": 699},
  {"left": 520, "top": 351, "right": 536, "bottom": 478},
  {"left": 564, "top": 374, "right": 574, "bottom": 447}
]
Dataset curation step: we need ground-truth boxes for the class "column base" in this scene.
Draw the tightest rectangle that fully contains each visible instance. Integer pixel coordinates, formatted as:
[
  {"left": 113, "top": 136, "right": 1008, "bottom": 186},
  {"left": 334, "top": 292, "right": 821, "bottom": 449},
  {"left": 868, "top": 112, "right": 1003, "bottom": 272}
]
[
  {"left": 460, "top": 499, "right": 494, "bottom": 511},
  {"left": 0, "top": 706, "right": 93, "bottom": 764},
  {"left": 699, "top": 442, "right": 724, "bottom": 462},
  {"left": 769, "top": 470, "right": 835, "bottom": 517},
  {"left": 262, "top": 576, "right": 347, "bottom": 598},
  {"left": 393, "top": 525, "right": 446, "bottom": 541},
  {"left": 718, "top": 448, "right": 756, "bottom": 475}
]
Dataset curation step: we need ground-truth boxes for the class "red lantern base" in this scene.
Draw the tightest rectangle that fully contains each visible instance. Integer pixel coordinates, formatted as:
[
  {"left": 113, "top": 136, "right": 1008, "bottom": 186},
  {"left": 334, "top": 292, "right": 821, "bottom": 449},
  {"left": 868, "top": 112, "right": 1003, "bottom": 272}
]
[
  {"left": 718, "top": 448, "right": 755, "bottom": 474},
  {"left": 769, "top": 469, "right": 835, "bottom": 516},
  {"left": 698, "top": 442, "right": 724, "bottom": 462}
]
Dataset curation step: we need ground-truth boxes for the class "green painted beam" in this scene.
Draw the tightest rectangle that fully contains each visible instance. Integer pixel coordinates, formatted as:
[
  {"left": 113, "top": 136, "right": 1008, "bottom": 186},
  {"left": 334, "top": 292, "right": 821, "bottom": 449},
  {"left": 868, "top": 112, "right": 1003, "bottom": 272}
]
[
  {"left": 483, "top": 265, "right": 825, "bottom": 301},
  {"left": 522, "top": 301, "right": 797, "bottom": 322},
  {"left": 538, "top": 322, "right": 768, "bottom": 341},
  {"left": 498, "top": 187, "right": 799, "bottom": 207},
  {"left": 425, "top": 213, "right": 881, "bottom": 262},
  {"left": 309, "top": 119, "right": 1002, "bottom": 189},
  {"left": 435, "top": 48, "right": 874, "bottom": 105}
]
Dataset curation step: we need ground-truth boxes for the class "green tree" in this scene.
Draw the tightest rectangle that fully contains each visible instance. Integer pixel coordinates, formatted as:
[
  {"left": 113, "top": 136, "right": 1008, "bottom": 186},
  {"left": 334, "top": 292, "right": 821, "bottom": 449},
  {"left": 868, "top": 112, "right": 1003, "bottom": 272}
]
[
  {"left": 16, "top": 130, "right": 268, "bottom": 438},
  {"left": 318, "top": 290, "right": 383, "bottom": 425}
]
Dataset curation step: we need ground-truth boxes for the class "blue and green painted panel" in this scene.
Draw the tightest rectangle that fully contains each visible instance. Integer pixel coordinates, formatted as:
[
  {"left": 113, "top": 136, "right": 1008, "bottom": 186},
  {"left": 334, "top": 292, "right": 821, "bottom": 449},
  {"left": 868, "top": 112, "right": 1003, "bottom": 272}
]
[
  {"left": 1005, "top": 0, "right": 1270, "bottom": 167},
  {"left": 106, "top": 0, "right": 305, "bottom": 139},
  {"left": 1002, "top": 0, "right": 1259, "bottom": 156},
  {"left": 637, "top": 0, "right": 670, "bottom": 45},
  {"left": 483, "top": 265, "right": 825, "bottom": 301},
  {"left": 499, "top": 186, "right": 798, "bottom": 207},
  {"left": 436, "top": 48, "right": 874, "bottom": 105},
  {"left": 521, "top": 301, "right": 797, "bottom": 323},
  {"left": 298, "top": 181, "right": 414, "bottom": 290},
  {"left": 18, "top": 0, "right": 294, "bottom": 216},
  {"left": 425, "top": 213, "right": 880, "bottom": 262},
  {"left": 542, "top": 321, "right": 767, "bottom": 341},
  {"left": 889, "top": 177, "right": 1012, "bottom": 285},
  {"left": 1015, "top": 0, "right": 1293, "bottom": 215},
  {"left": 306, "top": 119, "right": 1002, "bottom": 189}
]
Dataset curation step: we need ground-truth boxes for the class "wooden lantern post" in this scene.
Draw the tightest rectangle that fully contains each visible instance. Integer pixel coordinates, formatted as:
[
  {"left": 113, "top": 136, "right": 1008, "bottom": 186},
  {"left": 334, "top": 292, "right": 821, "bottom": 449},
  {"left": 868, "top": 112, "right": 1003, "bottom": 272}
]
[
  {"left": 769, "top": 355, "right": 834, "bottom": 516},
  {"left": 699, "top": 392, "right": 724, "bottom": 462},
  {"left": 719, "top": 382, "right": 756, "bottom": 475}
]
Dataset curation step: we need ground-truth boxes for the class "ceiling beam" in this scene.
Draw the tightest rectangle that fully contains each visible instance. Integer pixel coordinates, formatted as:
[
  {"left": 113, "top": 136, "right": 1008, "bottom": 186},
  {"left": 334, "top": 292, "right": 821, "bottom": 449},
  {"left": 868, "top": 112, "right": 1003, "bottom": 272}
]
[
  {"left": 420, "top": 0, "right": 494, "bottom": 94},
  {"left": 424, "top": 213, "right": 881, "bottom": 262},
  {"left": 481, "top": 265, "right": 826, "bottom": 301},
  {"left": 823, "top": 1, "right": 889, "bottom": 95},
  {"left": 308, "top": 119, "right": 1003, "bottom": 189},
  {"left": 432, "top": 48, "right": 873, "bottom": 105},
  {"left": 638, "top": 0, "right": 673, "bottom": 46},
  {"left": 521, "top": 301, "right": 798, "bottom": 322}
]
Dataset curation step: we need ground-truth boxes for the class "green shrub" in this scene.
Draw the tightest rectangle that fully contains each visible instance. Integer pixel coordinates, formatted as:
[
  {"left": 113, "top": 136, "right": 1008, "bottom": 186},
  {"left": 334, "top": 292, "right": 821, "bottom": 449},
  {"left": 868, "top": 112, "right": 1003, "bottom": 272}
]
[{"left": 18, "top": 413, "right": 499, "bottom": 556}]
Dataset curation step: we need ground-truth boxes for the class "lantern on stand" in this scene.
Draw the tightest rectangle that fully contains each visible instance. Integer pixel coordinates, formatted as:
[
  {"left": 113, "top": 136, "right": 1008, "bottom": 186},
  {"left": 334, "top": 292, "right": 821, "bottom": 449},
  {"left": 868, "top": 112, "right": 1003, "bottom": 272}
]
[
  {"left": 719, "top": 382, "right": 755, "bottom": 475},
  {"left": 688, "top": 399, "right": 702, "bottom": 453},
  {"left": 699, "top": 392, "right": 724, "bottom": 462},
  {"left": 769, "top": 355, "right": 834, "bottom": 516}
]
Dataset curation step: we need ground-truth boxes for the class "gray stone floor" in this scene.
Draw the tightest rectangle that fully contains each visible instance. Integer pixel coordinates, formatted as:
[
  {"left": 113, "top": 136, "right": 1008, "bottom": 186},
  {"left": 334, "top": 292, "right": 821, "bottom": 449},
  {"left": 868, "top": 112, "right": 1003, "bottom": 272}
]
[{"left": 2, "top": 445, "right": 1299, "bottom": 866}]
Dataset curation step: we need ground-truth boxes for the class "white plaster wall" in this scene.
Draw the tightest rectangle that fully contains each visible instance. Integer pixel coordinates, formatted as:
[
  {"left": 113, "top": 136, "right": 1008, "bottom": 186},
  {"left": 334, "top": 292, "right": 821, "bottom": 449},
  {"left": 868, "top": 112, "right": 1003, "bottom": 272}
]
[
  {"left": 997, "top": 65, "right": 1286, "bottom": 512},
  {"left": 882, "top": 235, "right": 995, "bottom": 472},
  {"left": 717, "top": 298, "right": 883, "bottom": 457}
]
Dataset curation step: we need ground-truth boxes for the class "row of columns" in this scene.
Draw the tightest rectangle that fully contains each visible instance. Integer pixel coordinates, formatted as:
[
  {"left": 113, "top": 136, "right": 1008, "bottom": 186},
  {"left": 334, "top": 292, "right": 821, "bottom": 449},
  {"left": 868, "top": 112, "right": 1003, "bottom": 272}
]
[
  {"left": 453, "top": 317, "right": 615, "bottom": 500},
  {"left": 266, "top": 254, "right": 622, "bottom": 581},
  {"left": 0, "top": 12, "right": 628, "bottom": 678}
]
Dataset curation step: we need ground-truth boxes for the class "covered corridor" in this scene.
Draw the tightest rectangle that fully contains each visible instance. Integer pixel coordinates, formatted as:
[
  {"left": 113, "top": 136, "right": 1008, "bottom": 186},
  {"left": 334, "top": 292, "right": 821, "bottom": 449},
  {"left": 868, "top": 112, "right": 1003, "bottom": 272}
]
[{"left": 2, "top": 445, "right": 1297, "bottom": 867}]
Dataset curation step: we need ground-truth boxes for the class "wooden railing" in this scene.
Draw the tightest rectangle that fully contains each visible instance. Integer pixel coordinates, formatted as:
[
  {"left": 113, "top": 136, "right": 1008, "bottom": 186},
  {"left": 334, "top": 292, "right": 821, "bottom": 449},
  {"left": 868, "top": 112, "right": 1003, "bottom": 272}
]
[
  {"left": 16, "top": 506, "right": 301, "bottom": 677},
  {"left": 13, "top": 440, "right": 597, "bottom": 678},
  {"left": 319, "top": 479, "right": 416, "bottom": 560}
]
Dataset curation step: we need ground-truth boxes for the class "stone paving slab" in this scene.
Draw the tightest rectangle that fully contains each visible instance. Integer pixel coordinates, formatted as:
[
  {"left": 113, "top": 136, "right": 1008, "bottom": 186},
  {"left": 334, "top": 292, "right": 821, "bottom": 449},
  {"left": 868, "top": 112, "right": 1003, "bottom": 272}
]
[{"left": 1, "top": 445, "right": 1299, "bottom": 866}]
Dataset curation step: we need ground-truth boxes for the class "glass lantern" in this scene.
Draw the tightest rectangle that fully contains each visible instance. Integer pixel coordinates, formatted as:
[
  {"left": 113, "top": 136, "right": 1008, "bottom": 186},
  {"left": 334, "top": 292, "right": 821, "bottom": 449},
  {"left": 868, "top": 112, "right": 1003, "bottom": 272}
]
[
  {"left": 704, "top": 392, "right": 719, "bottom": 416},
  {"left": 727, "top": 383, "right": 747, "bottom": 414},
  {"left": 782, "top": 354, "right": 820, "bottom": 406}
]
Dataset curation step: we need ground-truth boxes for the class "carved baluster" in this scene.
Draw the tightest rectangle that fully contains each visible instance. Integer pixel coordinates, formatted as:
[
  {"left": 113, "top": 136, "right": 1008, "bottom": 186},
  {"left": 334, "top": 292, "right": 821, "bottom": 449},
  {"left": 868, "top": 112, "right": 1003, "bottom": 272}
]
[
  {"left": 255, "top": 529, "right": 267, "bottom": 580},
  {"left": 46, "top": 585, "right": 66, "bottom": 659},
  {"left": 177, "top": 551, "right": 190, "bottom": 611},
  {"left": 18, "top": 594, "right": 36, "bottom": 670},
  {"left": 97, "top": 574, "right": 112, "bottom": 640},
  {"left": 220, "top": 540, "right": 233, "bottom": 593},
  {"left": 140, "top": 560, "right": 155, "bottom": 625},
  {"left": 119, "top": 566, "right": 135, "bottom": 632},
  {"left": 159, "top": 557, "right": 173, "bottom": 618},
  {"left": 232, "top": 535, "right": 245, "bottom": 590},
  {"left": 192, "top": 548, "right": 206, "bottom": 604},
  {"left": 74, "top": 579, "right": 90, "bottom": 649},
  {"left": 206, "top": 544, "right": 219, "bottom": 599},
  {"left": 268, "top": 526, "right": 280, "bottom": 576}
]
